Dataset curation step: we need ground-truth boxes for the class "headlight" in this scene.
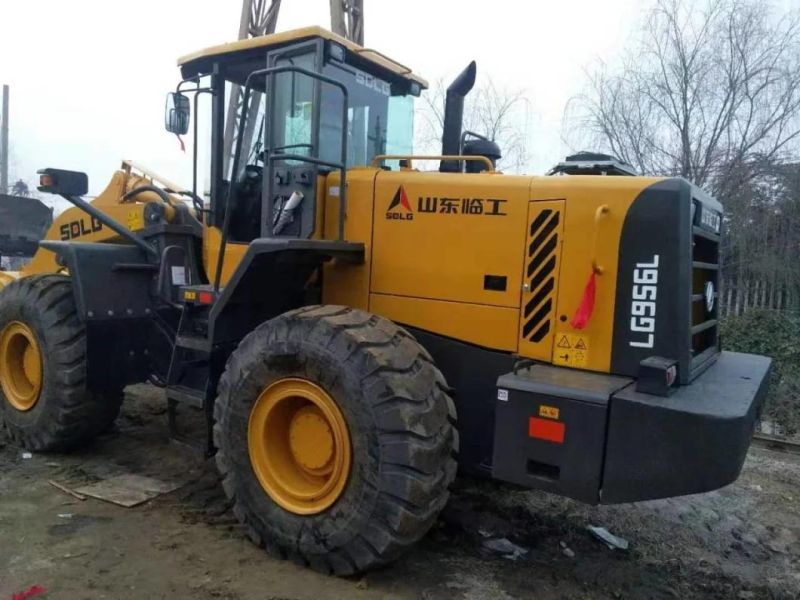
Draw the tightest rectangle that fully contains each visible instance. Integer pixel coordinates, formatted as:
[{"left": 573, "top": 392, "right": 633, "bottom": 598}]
[{"left": 327, "top": 42, "right": 346, "bottom": 63}]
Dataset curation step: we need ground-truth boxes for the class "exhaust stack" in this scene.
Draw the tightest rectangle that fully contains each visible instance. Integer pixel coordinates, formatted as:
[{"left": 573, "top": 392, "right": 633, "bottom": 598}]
[{"left": 439, "top": 61, "right": 477, "bottom": 173}]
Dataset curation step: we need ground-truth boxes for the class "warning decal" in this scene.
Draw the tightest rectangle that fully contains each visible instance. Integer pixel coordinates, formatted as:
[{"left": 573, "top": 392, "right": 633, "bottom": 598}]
[
  {"left": 539, "top": 405, "right": 560, "bottom": 420},
  {"left": 553, "top": 333, "right": 590, "bottom": 368},
  {"left": 127, "top": 210, "right": 144, "bottom": 231}
]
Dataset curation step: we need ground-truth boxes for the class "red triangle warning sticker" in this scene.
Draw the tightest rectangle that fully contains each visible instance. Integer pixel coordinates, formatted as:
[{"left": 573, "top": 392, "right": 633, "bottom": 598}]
[
  {"left": 575, "top": 338, "right": 587, "bottom": 350},
  {"left": 556, "top": 335, "right": 571, "bottom": 349}
]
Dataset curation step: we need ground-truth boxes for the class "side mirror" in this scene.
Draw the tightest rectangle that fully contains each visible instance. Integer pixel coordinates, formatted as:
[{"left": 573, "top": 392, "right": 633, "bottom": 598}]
[
  {"left": 37, "top": 168, "right": 88, "bottom": 196},
  {"left": 165, "top": 92, "right": 190, "bottom": 135}
]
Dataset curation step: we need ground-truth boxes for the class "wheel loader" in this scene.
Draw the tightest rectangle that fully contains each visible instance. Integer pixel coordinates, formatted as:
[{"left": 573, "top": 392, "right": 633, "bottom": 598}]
[{"left": 0, "top": 26, "right": 771, "bottom": 574}]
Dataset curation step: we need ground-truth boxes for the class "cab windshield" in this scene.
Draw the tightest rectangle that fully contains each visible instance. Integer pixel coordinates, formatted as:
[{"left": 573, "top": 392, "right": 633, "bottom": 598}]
[{"left": 319, "top": 61, "right": 414, "bottom": 166}]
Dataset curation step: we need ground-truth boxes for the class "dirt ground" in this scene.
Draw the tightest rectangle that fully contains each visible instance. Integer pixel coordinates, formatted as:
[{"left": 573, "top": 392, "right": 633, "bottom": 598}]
[{"left": 1, "top": 384, "right": 798, "bottom": 600}]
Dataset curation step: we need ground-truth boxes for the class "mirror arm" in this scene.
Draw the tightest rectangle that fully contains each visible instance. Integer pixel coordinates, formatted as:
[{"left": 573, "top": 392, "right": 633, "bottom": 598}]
[{"left": 170, "top": 80, "right": 215, "bottom": 216}]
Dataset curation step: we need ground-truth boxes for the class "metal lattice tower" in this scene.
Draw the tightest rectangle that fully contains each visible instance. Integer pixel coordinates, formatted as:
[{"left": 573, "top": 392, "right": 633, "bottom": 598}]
[{"left": 329, "top": 0, "right": 364, "bottom": 45}]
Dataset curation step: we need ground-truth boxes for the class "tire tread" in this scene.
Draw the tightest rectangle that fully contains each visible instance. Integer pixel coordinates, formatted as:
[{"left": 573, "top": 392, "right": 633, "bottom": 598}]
[
  {"left": 213, "top": 305, "right": 457, "bottom": 575},
  {"left": 0, "top": 275, "right": 123, "bottom": 450}
]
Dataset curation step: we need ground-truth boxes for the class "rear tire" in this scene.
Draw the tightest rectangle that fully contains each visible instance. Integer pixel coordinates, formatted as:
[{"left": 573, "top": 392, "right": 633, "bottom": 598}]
[
  {"left": 213, "top": 305, "right": 458, "bottom": 575},
  {"left": 0, "top": 275, "right": 123, "bottom": 451}
]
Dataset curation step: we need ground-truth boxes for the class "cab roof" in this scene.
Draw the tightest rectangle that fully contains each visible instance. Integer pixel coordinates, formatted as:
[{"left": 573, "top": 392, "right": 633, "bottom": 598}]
[{"left": 177, "top": 26, "right": 428, "bottom": 89}]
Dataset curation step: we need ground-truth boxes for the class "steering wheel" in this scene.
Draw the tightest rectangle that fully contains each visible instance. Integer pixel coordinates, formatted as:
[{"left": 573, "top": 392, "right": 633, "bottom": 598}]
[{"left": 236, "top": 164, "right": 263, "bottom": 198}]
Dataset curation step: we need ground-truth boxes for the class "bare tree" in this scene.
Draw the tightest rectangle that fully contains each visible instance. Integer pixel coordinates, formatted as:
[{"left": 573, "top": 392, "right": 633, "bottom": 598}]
[
  {"left": 568, "top": 0, "right": 800, "bottom": 314},
  {"left": 569, "top": 0, "right": 800, "bottom": 198},
  {"left": 11, "top": 179, "right": 30, "bottom": 197},
  {"left": 416, "top": 77, "right": 531, "bottom": 173}
]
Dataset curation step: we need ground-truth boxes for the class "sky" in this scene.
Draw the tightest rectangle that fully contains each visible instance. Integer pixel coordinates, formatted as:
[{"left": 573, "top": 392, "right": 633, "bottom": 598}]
[{"left": 0, "top": 0, "right": 645, "bottom": 200}]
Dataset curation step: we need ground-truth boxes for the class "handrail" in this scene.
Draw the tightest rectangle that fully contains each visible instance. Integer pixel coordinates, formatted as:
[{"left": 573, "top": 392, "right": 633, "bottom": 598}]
[
  {"left": 262, "top": 67, "right": 349, "bottom": 244},
  {"left": 175, "top": 78, "right": 216, "bottom": 218},
  {"left": 371, "top": 154, "right": 495, "bottom": 173},
  {"left": 121, "top": 160, "right": 187, "bottom": 198},
  {"left": 591, "top": 204, "right": 610, "bottom": 275},
  {"left": 214, "top": 64, "right": 349, "bottom": 291},
  {"left": 268, "top": 154, "right": 346, "bottom": 170}
]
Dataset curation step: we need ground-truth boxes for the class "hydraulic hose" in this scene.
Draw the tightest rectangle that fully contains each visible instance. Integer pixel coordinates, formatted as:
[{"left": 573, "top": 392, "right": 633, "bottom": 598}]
[{"left": 123, "top": 185, "right": 174, "bottom": 206}]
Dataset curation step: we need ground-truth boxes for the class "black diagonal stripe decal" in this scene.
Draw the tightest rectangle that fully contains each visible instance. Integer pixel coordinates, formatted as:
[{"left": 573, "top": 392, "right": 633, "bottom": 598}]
[
  {"left": 528, "top": 255, "right": 555, "bottom": 295},
  {"left": 528, "top": 211, "right": 560, "bottom": 257},
  {"left": 528, "top": 209, "right": 552, "bottom": 238},
  {"left": 531, "top": 320, "right": 550, "bottom": 342},
  {"left": 524, "top": 277, "right": 554, "bottom": 317},
  {"left": 523, "top": 207, "right": 560, "bottom": 344},
  {"left": 522, "top": 298, "right": 552, "bottom": 338},
  {"left": 527, "top": 233, "right": 558, "bottom": 278}
]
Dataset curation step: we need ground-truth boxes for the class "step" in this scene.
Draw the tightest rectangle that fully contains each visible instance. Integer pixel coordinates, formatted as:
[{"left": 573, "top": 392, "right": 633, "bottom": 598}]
[
  {"left": 166, "top": 385, "right": 205, "bottom": 409},
  {"left": 175, "top": 335, "right": 212, "bottom": 353}
]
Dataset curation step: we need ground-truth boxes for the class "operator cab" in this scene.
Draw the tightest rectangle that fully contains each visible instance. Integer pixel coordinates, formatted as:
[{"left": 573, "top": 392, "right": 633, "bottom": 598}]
[{"left": 166, "top": 27, "right": 426, "bottom": 243}]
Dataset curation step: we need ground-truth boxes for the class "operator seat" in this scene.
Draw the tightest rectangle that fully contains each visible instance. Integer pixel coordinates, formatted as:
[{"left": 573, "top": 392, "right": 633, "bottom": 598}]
[{"left": 228, "top": 164, "right": 263, "bottom": 242}]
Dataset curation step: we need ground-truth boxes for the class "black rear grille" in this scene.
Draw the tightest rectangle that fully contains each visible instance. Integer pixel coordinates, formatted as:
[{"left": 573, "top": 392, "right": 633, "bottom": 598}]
[{"left": 690, "top": 224, "right": 720, "bottom": 375}]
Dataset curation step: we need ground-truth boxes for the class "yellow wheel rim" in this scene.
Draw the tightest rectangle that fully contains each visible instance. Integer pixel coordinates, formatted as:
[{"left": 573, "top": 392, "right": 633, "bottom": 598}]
[
  {"left": 0, "top": 321, "right": 43, "bottom": 411},
  {"left": 248, "top": 378, "right": 351, "bottom": 515}
]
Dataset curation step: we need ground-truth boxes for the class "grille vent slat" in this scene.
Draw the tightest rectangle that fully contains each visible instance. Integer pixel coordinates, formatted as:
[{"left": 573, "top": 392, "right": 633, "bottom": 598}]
[{"left": 690, "top": 209, "right": 720, "bottom": 373}]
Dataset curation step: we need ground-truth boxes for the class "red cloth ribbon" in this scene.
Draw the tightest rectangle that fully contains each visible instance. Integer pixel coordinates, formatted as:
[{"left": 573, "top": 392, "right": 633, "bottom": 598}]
[
  {"left": 12, "top": 585, "right": 47, "bottom": 600},
  {"left": 570, "top": 271, "right": 596, "bottom": 330},
  {"left": 176, "top": 134, "right": 185, "bottom": 152}
]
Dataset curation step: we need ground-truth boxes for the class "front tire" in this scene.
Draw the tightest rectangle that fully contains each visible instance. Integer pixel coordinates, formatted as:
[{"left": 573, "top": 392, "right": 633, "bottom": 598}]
[
  {"left": 0, "top": 275, "right": 123, "bottom": 451},
  {"left": 213, "top": 306, "right": 458, "bottom": 575}
]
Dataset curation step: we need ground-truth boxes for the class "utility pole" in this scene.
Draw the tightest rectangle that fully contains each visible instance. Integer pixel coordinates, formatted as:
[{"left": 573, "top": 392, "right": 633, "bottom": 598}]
[
  {"left": 330, "top": 0, "right": 364, "bottom": 45},
  {"left": 1, "top": 85, "right": 8, "bottom": 194}
]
